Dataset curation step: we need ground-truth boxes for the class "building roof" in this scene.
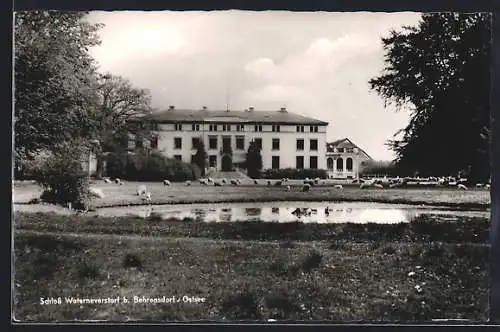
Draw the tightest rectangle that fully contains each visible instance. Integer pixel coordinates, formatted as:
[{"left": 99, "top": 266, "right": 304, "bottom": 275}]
[
  {"left": 326, "top": 138, "right": 373, "bottom": 160},
  {"left": 139, "top": 107, "right": 328, "bottom": 125}
]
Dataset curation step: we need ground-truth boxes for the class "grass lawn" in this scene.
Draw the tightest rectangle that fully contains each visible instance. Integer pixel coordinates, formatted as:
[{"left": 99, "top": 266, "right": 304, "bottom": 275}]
[
  {"left": 13, "top": 181, "right": 491, "bottom": 209},
  {"left": 13, "top": 212, "right": 490, "bottom": 322}
]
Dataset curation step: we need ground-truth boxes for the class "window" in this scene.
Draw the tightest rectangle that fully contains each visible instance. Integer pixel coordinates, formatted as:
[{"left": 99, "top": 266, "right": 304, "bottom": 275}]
[
  {"left": 175, "top": 123, "right": 183, "bottom": 131},
  {"left": 272, "top": 156, "right": 280, "bottom": 169},
  {"left": 296, "top": 139, "right": 304, "bottom": 151},
  {"left": 174, "top": 155, "right": 182, "bottom": 161},
  {"left": 327, "top": 157, "right": 334, "bottom": 170},
  {"left": 209, "top": 136, "right": 218, "bottom": 150},
  {"left": 236, "top": 136, "right": 245, "bottom": 150},
  {"left": 135, "top": 138, "right": 143, "bottom": 148},
  {"left": 192, "top": 123, "right": 200, "bottom": 131},
  {"left": 236, "top": 124, "right": 245, "bottom": 132},
  {"left": 296, "top": 156, "right": 304, "bottom": 169},
  {"left": 310, "top": 125, "right": 318, "bottom": 133},
  {"left": 209, "top": 155, "right": 217, "bottom": 167},
  {"left": 192, "top": 137, "right": 200, "bottom": 150},
  {"left": 310, "top": 139, "right": 318, "bottom": 151},
  {"left": 209, "top": 124, "right": 218, "bottom": 132},
  {"left": 272, "top": 125, "right": 280, "bottom": 132},
  {"left": 150, "top": 135, "right": 158, "bottom": 149},
  {"left": 151, "top": 122, "right": 159, "bottom": 131},
  {"left": 346, "top": 148, "right": 354, "bottom": 153},
  {"left": 222, "top": 124, "right": 231, "bottom": 132},
  {"left": 296, "top": 125, "right": 304, "bottom": 132},
  {"left": 337, "top": 148, "right": 344, "bottom": 153},
  {"left": 337, "top": 158, "right": 344, "bottom": 171},
  {"left": 254, "top": 124, "right": 262, "bottom": 132},
  {"left": 254, "top": 138, "right": 262, "bottom": 150},
  {"left": 174, "top": 137, "right": 182, "bottom": 149},
  {"left": 310, "top": 156, "right": 318, "bottom": 169},
  {"left": 346, "top": 158, "right": 353, "bottom": 171},
  {"left": 272, "top": 138, "right": 280, "bottom": 150}
]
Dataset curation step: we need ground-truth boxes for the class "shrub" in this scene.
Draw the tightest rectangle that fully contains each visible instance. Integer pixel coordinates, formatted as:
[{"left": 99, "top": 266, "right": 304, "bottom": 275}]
[
  {"left": 105, "top": 151, "right": 200, "bottom": 182},
  {"left": 32, "top": 142, "right": 90, "bottom": 209},
  {"left": 260, "top": 168, "right": 328, "bottom": 180}
]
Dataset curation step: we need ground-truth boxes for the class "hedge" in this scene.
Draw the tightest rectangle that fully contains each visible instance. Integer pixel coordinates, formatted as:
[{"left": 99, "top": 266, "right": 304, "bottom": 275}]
[{"left": 260, "top": 168, "right": 328, "bottom": 180}]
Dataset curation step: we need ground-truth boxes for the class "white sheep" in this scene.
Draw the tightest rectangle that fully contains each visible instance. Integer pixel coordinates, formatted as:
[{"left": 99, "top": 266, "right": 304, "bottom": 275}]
[
  {"left": 89, "top": 187, "right": 105, "bottom": 199},
  {"left": 137, "top": 185, "right": 147, "bottom": 196},
  {"left": 207, "top": 178, "right": 214, "bottom": 183},
  {"left": 185, "top": 180, "right": 192, "bottom": 186},
  {"left": 230, "top": 179, "right": 239, "bottom": 185},
  {"left": 485, "top": 184, "right": 491, "bottom": 190},
  {"left": 114, "top": 178, "right": 121, "bottom": 184},
  {"left": 163, "top": 179, "right": 171, "bottom": 186},
  {"left": 457, "top": 184, "right": 468, "bottom": 190},
  {"left": 374, "top": 184, "right": 384, "bottom": 189},
  {"left": 214, "top": 181, "right": 222, "bottom": 187},
  {"left": 199, "top": 179, "right": 209, "bottom": 185},
  {"left": 360, "top": 183, "right": 371, "bottom": 189},
  {"left": 221, "top": 178, "right": 227, "bottom": 184},
  {"left": 254, "top": 179, "right": 259, "bottom": 185},
  {"left": 476, "top": 183, "right": 484, "bottom": 188},
  {"left": 103, "top": 178, "right": 112, "bottom": 184},
  {"left": 334, "top": 184, "right": 343, "bottom": 190},
  {"left": 302, "top": 184, "right": 311, "bottom": 192},
  {"left": 142, "top": 192, "right": 152, "bottom": 203},
  {"left": 286, "top": 185, "right": 291, "bottom": 191}
]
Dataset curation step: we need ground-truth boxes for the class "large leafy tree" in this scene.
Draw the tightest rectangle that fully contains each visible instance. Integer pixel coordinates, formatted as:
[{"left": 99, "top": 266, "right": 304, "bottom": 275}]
[
  {"left": 246, "top": 140, "right": 262, "bottom": 179},
  {"left": 369, "top": 13, "right": 491, "bottom": 181},
  {"left": 88, "top": 73, "right": 153, "bottom": 176},
  {"left": 14, "top": 11, "right": 102, "bottom": 161}
]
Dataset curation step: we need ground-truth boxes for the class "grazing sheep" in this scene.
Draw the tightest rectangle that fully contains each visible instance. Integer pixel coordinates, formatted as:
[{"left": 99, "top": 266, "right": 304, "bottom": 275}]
[
  {"left": 230, "top": 179, "right": 238, "bottom": 185},
  {"left": 142, "top": 192, "right": 152, "bottom": 203},
  {"left": 114, "top": 178, "right": 121, "bottom": 184},
  {"left": 199, "top": 179, "right": 209, "bottom": 185},
  {"left": 476, "top": 183, "right": 484, "bottom": 188},
  {"left": 448, "top": 181, "right": 458, "bottom": 186},
  {"left": 334, "top": 184, "right": 343, "bottom": 190},
  {"left": 457, "top": 184, "right": 468, "bottom": 190},
  {"left": 89, "top": 187, "right": 105, "bottom": 199},
  {"left": 267, "top": 180, "right": 272, "bottom": 186},
  {"left": 221, "top": 178, "right": 227, "bottom": 184},
  {"left": 185, "top": 180, "right": 192, "bottom": 186},
  {"left": 254, "top": 179, "right": 259, "bottom": 185},
  {"left": 485, "top": 184, "right": 491, "bottom": 190},
  {"left": 207, "top": 178, "right": 214, "bottom": 183},
  {"left": 103, "top": 178, "right": 112, "bottom": 184},
  {"left": 274, "top": 180, "right": 282, "bottom": 186},
  {"left": 302, "top": 184, "right": 311, "bottom": 192},
  {"left": 286, "top": 185, "right": 291, "bottom": 191},
  {"left": 214, "top": 181, "right": 222, "bottom": 187},
  {"left": 163, "top": 179, "right": 171, "bottom": 186},
  {"left": 137, "top": 185, "right": 147, "bottom": 196},
  {"left": 374, "top": 184, "right": 384, "bottom": 189},
  {"left": 360, "top": 183, "right": 371, "bottom": 189}
]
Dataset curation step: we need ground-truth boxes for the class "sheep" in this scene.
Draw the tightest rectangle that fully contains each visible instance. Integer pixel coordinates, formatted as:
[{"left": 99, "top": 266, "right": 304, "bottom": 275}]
[
  {"left": 221, "top": 178, "right": 227, "bottom": 184},
  {"left": 214, "top": 181, "right": 222, "bottom": 187},
  {"left": 207, "top": 178, "right": 214, "bottom": 183},
  {"left": 286, "top": 185, "right": 291, "bottom": 191},
  {"left": 334, "top": 184, "right": 343, "bottom": 190},
  {"left": 163, "top": 179, "right": 171, "bottom": 186},
  {"left": 448, "top": 181, "right": 458, "bottom": 186},
  {"left": 199, "top": 178, "right": 209, "bottom": 185},
  {"left": 89, "top": 187, "right": 105, "bottom": 199},
  {"left": 302, "top": 184, "right": 311, "bottom": 192},
  {"left": 137, "top": 185, "right": 147, "bottom": 196},
  {"left": 114, "top": 178, "right": 121, "bottom": 184},
  {"left": 325, "top": 207, "right": 330, "bottom": 216},
  {"left": 274, "top": 180, "right": 282, "bottom": 186},
  {"left": 374, "top": 184, "right": 384, "bottom": 189},
  {"left": 457, "top": 184, "right": 468, "bottom": 190},
  {"left": 485, "top": 184, "right": 491, "bottom": 190},
  {"left": 254, "top": 179, "right": 259, "bottom": 185},
  {"left": 360, "top": 183, "right": 371, "bottom": 189},
  {"left": 119, "top": 181, "right": 124, "bottom": 185},
  {"left": 476, "top": 183, "right": 484, "bottom": 188},
  {"left": 103, "top": 178, "right": 112, "bottom": 184},
  {"left": 267, "top": 180, "right": 272, "bottom": 186},
  {"left": 230, "top": 179, "right": 238, "bottom": 186},
  {"left": 185, "top": 180, "right": 192, "bottom": 186}
]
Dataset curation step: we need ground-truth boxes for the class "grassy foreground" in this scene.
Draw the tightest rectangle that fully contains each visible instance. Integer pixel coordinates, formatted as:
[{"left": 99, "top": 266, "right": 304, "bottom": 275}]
[
  {"left": 13, "top": 212, "right": 490, "bottom": 322},
  {"left": 14, "top": 181, "right": 491, "bottom": 209}
]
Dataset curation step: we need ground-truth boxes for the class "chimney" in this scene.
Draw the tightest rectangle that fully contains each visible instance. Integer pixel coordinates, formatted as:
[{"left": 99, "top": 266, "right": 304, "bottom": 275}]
[
  {"left": 248, "top": 106, "right": 254, "bottom": 112},
  {"left": 202, "top": 106, "right": 207, "bottom": 111},
  {"left": 279, "top": 107, "right": 287, "bottom": 112},
  {"left": 168, "top": 105, "right": 175, "bottom": 110}
]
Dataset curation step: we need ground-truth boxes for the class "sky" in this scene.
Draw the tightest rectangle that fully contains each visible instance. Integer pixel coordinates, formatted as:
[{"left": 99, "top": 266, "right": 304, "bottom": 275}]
[{"left": 86, "top": 10, "right": 423, "bottom": 161}]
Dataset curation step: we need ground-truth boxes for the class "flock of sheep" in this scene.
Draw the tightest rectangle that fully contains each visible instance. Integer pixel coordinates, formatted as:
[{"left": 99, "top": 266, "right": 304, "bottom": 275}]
[{"left": 357, "top": 176, "right": 491, "bottom": 191}]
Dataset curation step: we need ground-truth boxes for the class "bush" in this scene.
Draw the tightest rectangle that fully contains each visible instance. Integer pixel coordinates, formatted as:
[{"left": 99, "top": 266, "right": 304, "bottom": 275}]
[
  {"left": 260, "top": 168, "right": 328, "bottom": 180},
  {"left": 32, "top": 142, "right": 90, "bottom": 209},
  {"left": 105, "top": 151, "right": 200, "bottom": 182}
]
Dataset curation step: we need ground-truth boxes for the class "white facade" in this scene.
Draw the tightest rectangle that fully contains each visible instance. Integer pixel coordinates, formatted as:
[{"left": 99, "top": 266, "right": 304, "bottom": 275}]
[
  {"left": 325, "top": 138, "right": 372, "bottom": 179},
  {"left": 151, "top": 122, "right": 327, "bottom": 171}
]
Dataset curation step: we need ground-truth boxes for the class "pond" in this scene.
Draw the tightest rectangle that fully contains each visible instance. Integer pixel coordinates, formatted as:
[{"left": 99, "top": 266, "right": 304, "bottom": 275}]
[{"left": 92, "top": 201, "right": 490, "bottom": 224}]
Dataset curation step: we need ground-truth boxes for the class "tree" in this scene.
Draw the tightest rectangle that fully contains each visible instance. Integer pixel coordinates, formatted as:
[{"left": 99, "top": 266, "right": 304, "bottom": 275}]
[
  {"left": 369, "top": 13, "right": 491, "bottom": 181},
  {"left": 192, "top": 140, "right": 207, "bottom": 176},
  {"left": 87, "top": 73, "right": 153, "bottom": 177},
  {"left": 14, "top": 11, "right": 102, "bottom": 161},
  {"left": 245, "top": 140, "right": 262, "bottom": 178}
]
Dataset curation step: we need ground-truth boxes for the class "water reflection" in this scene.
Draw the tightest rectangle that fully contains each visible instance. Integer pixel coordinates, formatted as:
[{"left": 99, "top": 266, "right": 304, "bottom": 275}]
[{"left": 95, "top": 201, "right": 490, "bottom": 224}]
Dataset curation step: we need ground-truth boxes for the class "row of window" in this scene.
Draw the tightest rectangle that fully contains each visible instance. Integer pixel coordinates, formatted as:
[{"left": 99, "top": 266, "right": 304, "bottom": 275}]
[
  {"left": 327, "top": 157, "right": 354, "bottom": 171},
  {"left": 166, "top": 123, "right": 320, "bottom": 133}
]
